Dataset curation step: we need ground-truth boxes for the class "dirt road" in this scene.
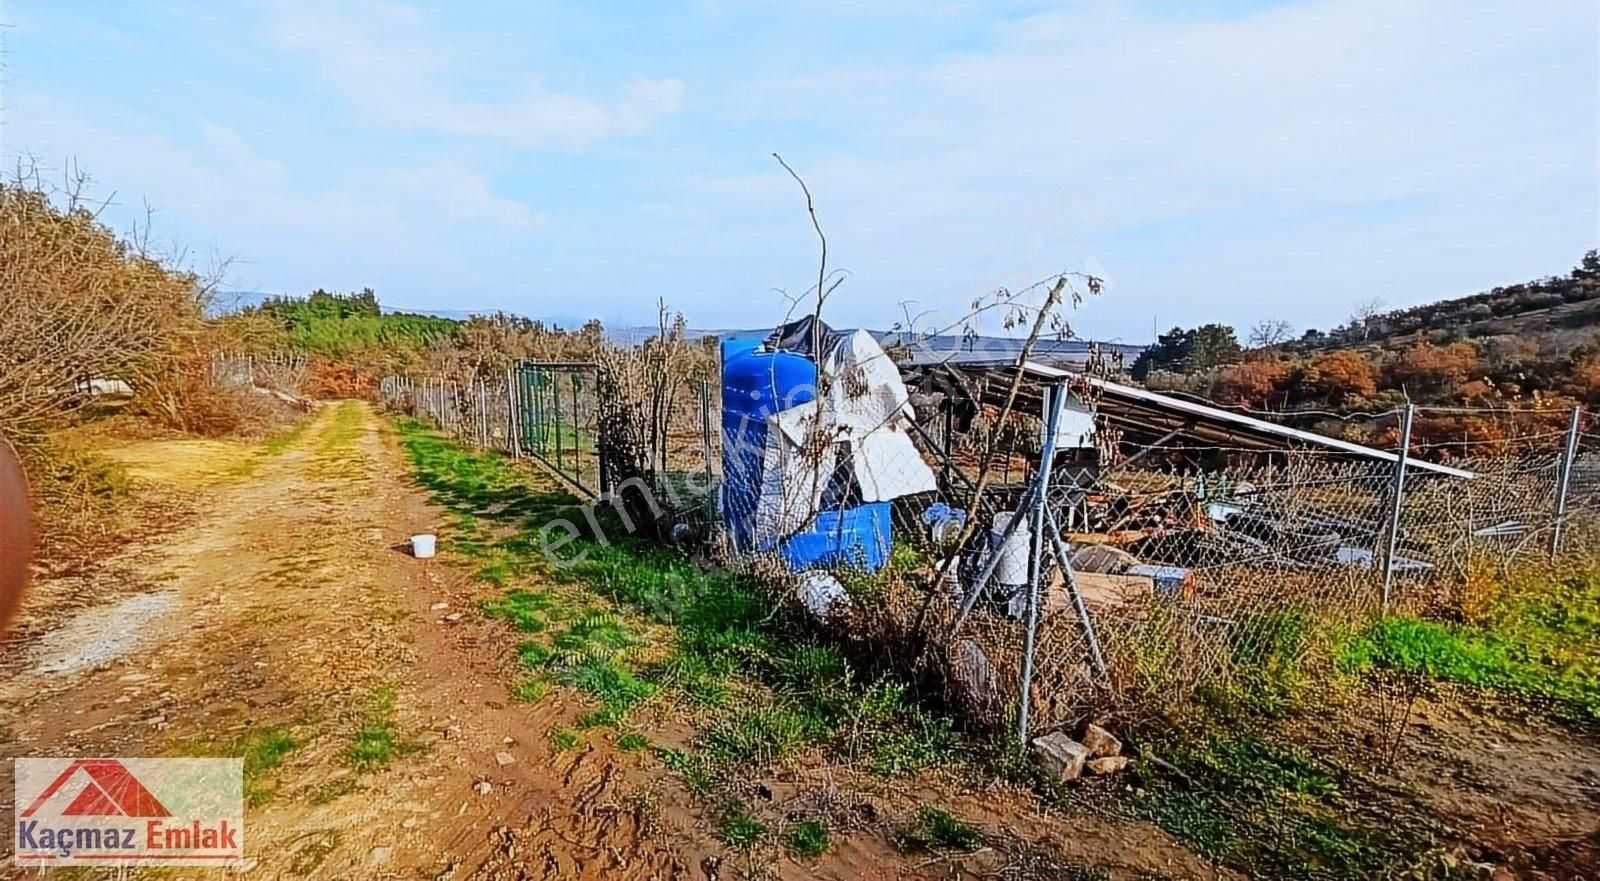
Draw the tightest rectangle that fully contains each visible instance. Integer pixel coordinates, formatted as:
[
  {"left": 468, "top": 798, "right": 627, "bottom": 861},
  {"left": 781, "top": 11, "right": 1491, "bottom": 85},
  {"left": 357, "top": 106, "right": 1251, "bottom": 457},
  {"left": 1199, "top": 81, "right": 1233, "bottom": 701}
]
[{"left": 0, "top": 402, "right": 720, "bottom": 879}]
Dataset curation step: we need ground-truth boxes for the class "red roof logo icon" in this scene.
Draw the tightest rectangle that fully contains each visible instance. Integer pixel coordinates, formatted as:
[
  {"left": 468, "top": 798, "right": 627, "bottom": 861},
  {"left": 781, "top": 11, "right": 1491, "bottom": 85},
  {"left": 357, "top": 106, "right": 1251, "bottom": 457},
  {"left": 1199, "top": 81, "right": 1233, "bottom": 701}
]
[{"left": 21, "top": 759, "right": 172, "bottom": 818}]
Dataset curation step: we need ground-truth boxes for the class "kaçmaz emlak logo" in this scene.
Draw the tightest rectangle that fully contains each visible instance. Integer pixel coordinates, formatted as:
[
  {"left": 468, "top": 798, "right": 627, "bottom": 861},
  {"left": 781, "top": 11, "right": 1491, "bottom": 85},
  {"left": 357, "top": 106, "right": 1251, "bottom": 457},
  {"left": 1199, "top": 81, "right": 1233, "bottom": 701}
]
[{"left": 14, "top": 758, "right": 243, "bottom": 867}]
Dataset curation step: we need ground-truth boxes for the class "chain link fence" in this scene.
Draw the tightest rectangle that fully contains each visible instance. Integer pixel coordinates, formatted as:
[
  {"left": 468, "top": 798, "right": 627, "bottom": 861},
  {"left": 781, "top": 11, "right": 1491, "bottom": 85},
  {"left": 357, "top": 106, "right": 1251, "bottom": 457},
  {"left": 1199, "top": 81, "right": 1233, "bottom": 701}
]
[{"left": 383, "top": 355, "right": 1599, "bottom": 745}]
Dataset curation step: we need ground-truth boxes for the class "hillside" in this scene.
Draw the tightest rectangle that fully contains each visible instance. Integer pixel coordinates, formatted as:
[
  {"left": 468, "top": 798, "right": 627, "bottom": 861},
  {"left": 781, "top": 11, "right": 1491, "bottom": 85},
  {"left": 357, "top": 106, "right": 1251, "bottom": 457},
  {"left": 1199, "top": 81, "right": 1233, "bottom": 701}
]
[
  {"left": 1134, "top": 251, "right": 1600, "bottom": 450},
  {"left": 1284, "top": 249, "right": 1600, "bottom": 359}
]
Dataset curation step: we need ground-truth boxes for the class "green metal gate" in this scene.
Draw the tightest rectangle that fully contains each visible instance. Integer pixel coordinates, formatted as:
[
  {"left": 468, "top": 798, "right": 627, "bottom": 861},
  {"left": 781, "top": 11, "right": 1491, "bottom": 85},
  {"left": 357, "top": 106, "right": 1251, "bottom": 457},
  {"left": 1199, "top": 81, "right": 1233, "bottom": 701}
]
[{"left": 512, "top": 361, "right": 603, "bottom": 495}]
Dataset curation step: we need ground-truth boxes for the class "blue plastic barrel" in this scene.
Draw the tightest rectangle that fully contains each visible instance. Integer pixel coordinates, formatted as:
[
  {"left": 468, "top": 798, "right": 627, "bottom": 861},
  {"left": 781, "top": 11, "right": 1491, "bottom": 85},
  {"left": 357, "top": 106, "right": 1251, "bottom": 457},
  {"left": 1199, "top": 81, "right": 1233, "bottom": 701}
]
[
  {"left": 718, "top": 337, "right": 893, "bottom": 571},
  {"left": 720, "top": 337, "right": 817, "bottom": 551}
]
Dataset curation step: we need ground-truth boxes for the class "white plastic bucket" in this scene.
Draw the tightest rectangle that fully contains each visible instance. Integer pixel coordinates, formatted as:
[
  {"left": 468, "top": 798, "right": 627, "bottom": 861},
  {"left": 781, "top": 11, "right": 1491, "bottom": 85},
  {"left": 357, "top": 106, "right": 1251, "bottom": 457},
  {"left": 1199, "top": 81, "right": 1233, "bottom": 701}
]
[
  {"left": 411, "top": 533, "right": 437, "bottom": 559},
  {"left": 989, "top": 512, "right": 1031, "bottom": 588}
]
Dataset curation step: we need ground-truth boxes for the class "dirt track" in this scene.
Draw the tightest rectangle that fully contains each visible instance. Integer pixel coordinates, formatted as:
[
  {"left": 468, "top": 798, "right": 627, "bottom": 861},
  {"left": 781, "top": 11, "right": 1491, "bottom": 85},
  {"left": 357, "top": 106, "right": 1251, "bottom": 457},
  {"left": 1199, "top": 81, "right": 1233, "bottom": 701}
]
[{"left": 0, "top": 403, "right": 729, "bottom": 878}]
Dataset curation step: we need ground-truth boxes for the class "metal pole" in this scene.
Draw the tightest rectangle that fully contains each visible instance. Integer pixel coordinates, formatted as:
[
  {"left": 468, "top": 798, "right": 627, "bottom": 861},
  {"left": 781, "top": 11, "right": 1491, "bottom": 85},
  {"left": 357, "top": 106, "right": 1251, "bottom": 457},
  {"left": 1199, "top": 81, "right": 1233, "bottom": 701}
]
[
  {"left": 506, "top": 367, "right": 521, "bottom": 458},
  {"left": 1044, "top": 506, "right": 1108, "bottom": 682},
  {"left": 1018, "top": 381, "right": 1069, "bottom": 746},
  {"left": 700, "top": 377, "right": 715, "bottom": 485},
  {"left": 1552, "top": 405, "right": 1583, "bottom": 557},
  {"left": 1380, "top": 403, "right": 1414, "bottom": 614}
]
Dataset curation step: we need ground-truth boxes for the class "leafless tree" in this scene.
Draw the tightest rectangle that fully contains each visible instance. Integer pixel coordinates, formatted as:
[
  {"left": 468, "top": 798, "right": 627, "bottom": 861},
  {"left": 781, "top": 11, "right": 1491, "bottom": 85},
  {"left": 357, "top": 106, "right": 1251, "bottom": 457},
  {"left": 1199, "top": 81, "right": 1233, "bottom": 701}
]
[
  {"left": 1350, "top": 297, "right": 1386, "bottom": 340},
  {"left": 1247, "top": 318, "right": 1295, "bottom": 348}
]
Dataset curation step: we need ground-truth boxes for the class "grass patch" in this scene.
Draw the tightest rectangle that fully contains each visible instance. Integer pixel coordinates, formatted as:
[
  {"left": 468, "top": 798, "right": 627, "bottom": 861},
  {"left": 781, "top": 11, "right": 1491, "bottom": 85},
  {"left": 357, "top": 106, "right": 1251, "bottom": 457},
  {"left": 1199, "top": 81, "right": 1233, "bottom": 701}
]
[
  {"left": 550, "top": 727, "right": 582, "bottom": 751},
  {"left": 1129, "top": 724, "right": 1442, "bottom": 879},
  {"left": 717, "top": 803, "right": 766, "bottom": 850},
  {"left": 617, "top": 732, "right": 650, "bottom": 751},
  {"left": 896, "top": 806, "right": 981, "bottom": 852},
  {"left": 392, "top": 419, "right": 961, "bottom": 795},
  {"left": 232, "top": 726, "right": 296, "bottom": 807},
  {"left": 482, "top": 589, "right": 554, "bottom": 633},
  {"left": 1337, "top": 603, "right": 1600, "bottom": 723},
  {"left": 785, "top": 819, "right": 830, "bottom": 858},
  {"left": 510, "top": 676, "right": 551, "bottom": 703},
  {"left": 346, "top": 685, "right": 418, "bottom": 771}
]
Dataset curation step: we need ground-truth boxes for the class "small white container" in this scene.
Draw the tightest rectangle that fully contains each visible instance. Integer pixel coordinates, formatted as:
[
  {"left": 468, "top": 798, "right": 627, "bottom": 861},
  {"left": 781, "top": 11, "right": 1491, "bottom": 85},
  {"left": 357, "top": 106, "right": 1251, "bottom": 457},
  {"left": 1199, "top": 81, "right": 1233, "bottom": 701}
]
[
  {"left": 989, "top": 512, "right": 1032, "bottom": 588},
  {"left": 411, "top": 533, "right": 437, "bottom": 559}
]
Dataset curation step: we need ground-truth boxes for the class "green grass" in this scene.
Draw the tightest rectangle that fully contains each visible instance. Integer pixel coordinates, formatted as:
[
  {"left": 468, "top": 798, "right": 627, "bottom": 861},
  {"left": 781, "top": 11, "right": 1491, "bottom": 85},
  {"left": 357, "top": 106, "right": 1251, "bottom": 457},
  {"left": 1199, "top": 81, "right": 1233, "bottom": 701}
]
[
  {"left": 1128, "top": 725, "right": 1445, "bottom": 879},
  {"left": 896, "top": 806, "right": 982, "bottom": 852},
  {"left": 392, "top": 418, "right": 961, "bottom": 796},
  {"left": 550, "top": 727, "right": 582, "bottom": 751},
  {"left": 239, "top": 727, "right": 296, "bottom": 778},
  {"left": 717, "top": 803, "right": 767, "bottom": 849},
  {"left": 785, "top": 820, "right": 830, "bottom": 858},
  {"left": 510, "top": 676, "right": 552, "bottom": 703},
  {"left": 236, "top": 727, "right": 296, "bottom": 807},
  {"left": 617, "top": 732, "right": 651, "bottom": 751},
  {"left": 1337, "top": 590, "right": 1600, "bottom": 723},
  {"left": 346, "top": 685, "right": 418, "bottom": 771}
]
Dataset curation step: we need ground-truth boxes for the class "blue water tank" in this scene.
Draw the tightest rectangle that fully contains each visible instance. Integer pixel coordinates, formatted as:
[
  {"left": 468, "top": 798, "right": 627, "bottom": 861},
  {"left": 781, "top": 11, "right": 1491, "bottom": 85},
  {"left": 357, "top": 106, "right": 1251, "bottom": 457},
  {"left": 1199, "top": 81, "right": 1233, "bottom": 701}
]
[
  {"left": 719, "top": 337, "right": 892, "bottom": 571},
  {"left": 720, "top": 337, "right": 816, "bottom": 551}
]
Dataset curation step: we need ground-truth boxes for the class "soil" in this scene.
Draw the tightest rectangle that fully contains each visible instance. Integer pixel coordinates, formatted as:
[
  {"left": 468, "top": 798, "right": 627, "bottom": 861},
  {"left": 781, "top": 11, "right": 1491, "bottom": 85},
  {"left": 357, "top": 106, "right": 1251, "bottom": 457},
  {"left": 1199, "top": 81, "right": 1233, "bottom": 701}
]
[{"left": 3, "top": 402, "right": 1591, "bottom": 880}]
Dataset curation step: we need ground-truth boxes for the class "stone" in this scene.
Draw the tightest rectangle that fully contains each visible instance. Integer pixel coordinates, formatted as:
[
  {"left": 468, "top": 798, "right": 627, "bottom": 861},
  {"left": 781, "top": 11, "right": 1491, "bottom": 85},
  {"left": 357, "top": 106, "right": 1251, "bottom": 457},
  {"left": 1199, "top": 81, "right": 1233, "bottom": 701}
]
[
  {"left": 1081, "top": 723, "right": 1122, "bottom": 758},
  {"left": 443, "top": 612, "right": 464, "bottom": 623},
  {"left": 1031, "top": 731, "right": 1091, "bottom": 782},
  {"left": 1087, "top": 755, "right": 1131, "bottom": 776},
  {"left": 367, "top": 846, "right": 393, "bottom": 866},
  {"left": 442, "top": 725, "right": 462, "bottom": 740},
  {"left": 494, "top": 751, "right": 516, "bottom": 766},
  {"left": 473, "top": 780, "right": 494, "bottom": 796},
  {"left": 430, "top": 601, "right": 449, "bottom": 611}
]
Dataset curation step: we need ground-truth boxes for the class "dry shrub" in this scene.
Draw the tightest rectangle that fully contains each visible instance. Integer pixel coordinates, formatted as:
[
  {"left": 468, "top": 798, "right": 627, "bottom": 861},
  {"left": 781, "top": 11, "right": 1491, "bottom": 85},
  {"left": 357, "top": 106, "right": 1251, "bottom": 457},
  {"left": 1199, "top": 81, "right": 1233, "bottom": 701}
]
[
  {"left": 0, "top": 164, "right": 209, "bottom": 441},
  {"left": 306, "top": 358, "right": 374, "bottom": 399},
  {"left": 20, "top": 436, "right": 134, "bottom": 576}
]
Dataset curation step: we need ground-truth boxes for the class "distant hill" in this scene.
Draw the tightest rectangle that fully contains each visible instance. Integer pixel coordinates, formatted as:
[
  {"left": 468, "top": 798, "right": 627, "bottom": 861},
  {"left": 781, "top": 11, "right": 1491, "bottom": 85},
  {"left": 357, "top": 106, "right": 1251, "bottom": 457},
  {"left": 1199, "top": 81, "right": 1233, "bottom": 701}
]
[{"left": 1281, "top": 250, "right": 1600, "bottom": 359}]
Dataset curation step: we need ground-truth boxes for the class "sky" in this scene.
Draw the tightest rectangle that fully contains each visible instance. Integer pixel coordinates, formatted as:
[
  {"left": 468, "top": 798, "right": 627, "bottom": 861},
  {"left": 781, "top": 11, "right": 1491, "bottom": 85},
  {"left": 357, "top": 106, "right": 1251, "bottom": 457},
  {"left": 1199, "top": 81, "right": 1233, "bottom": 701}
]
[{"left": 1, "top": 0, "right": 1596, "bottom": 342}]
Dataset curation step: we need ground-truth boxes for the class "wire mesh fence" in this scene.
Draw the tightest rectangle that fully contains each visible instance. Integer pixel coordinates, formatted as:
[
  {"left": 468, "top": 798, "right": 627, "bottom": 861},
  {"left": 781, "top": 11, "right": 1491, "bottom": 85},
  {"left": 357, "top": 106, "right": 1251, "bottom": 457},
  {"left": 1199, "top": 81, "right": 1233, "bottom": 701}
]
[{"left": 383, "top": 354, "right": 1599, "bottom": 745}]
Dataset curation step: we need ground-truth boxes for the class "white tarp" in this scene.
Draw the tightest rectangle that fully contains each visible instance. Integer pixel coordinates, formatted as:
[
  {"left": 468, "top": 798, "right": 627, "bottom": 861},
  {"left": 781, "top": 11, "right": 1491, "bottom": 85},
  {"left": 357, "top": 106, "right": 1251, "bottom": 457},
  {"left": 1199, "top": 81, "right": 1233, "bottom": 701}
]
[{"left": 753, "top": 330, "right": 937, "bottom": 542}]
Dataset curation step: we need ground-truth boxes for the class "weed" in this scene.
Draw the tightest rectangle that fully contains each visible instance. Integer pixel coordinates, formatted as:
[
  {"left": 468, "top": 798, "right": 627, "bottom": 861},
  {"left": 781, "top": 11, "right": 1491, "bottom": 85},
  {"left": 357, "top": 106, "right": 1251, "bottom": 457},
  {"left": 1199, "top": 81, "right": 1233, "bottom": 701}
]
[
  {"left": 785, "top": 820, "right": 830, "bottom": 858},
  {"left": 1338, "top": 611, "right": 1600, "bottom": 722},
  {"left": 510, "top": 676, "right": 551, "bottom": 703},
  {"left": 238, "top": 727, "right": 296, "bottom": 778},
  {"left": 897, "top": 806, "right": 982, "bottom": 852},
  {"left": 235, "top": 726, "right": 295, "bottom": 807},
  {"left": 702, "top": 704, "right": 817, "bottom": 766},
  {"left": 348, "top": 725, "right": 401, "bottom": 770},
  {"left": 516, "top": 640, "right": 555, "bottom": 669},
  {"left": 618, "top": 732, "right": 650, "bottom": 751},
  {"left": 347, "top": 685, "right": 418, "bottom": 770},
  {"left": 563, "top": 653, "right": 658, "bottom": 722},
  {"left": 550, "top": 728, "right": 582, "bottom": 751},
  {"left": 1130, "top": 725, "right": 1436, "bottom": 878},
  {"left": 717, "top": 803, "right": 766, "bottom": 849},
  {"left": 482, "top": 590, "right": 554, "bottom": 633}
]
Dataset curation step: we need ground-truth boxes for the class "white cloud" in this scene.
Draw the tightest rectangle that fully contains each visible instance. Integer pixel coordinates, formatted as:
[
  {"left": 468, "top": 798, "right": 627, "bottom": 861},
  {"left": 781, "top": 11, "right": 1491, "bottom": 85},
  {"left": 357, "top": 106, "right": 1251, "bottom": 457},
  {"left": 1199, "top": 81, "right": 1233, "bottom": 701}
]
[
  {"left": 3, "top": 96, "right": 545, "bottom": 295},
  {"left": 261, "top": 0, "right": 683, "bottom": 149},
  {"left": 688, "top": 0, "right": 1598, "bottom": 334}
]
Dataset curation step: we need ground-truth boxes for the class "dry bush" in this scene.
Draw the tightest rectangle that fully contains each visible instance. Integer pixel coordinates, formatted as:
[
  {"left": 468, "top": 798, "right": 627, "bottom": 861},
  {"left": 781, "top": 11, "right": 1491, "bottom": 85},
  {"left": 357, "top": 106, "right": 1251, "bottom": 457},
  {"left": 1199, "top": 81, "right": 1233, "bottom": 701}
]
[
  {"left": 0, "top": 164, "right": 209, "bottom": 441},
  {"left": 19, "top": 435, "right": 135, "bottom": 576},
  {"left": 306, "top": 358, "right": 374, "bottom": 399}
]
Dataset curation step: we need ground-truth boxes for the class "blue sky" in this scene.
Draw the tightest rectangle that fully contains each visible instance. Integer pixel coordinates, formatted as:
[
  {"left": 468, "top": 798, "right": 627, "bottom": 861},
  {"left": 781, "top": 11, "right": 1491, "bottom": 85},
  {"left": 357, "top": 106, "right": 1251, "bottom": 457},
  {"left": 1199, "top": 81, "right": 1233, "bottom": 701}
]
[{"left": 2, "top": 0, "right": 1595, "bottom": 342}]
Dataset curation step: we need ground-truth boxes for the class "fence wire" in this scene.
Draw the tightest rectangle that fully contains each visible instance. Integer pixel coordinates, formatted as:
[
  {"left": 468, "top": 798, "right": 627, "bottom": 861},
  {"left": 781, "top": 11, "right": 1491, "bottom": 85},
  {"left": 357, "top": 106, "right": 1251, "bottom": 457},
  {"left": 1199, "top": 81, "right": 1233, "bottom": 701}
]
[{"left": 383, "top": 364, "right": 1598, "bottom": 744}]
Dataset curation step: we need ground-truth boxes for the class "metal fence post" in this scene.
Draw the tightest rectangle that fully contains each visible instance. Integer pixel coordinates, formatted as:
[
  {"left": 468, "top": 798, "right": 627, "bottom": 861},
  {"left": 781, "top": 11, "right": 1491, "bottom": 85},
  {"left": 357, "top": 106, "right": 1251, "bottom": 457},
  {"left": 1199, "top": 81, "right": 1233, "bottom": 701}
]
[
  {"left": 1380, "top": 403, "right": 1414, "bottom": 614},
  {"left": 1552, "top": 405, "right": 1583, "bottom": 557},
  {"left": 506, "top": 367, "right": 521, "bottom": 458},
  {"left": 1018, "top": 380, "right": 1068, "bottom": 747},
  {"left": 700, "top": 377, "right": 715, "bottom": 485}
]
